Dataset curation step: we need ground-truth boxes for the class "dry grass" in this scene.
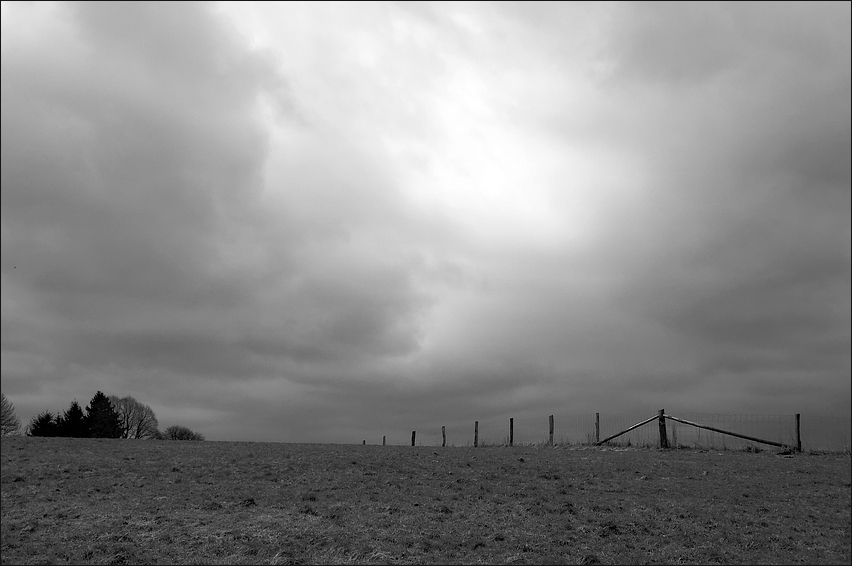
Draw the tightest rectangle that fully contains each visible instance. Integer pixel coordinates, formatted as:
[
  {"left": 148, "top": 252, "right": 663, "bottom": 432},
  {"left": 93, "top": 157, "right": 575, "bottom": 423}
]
[{"left": 1, "top": 436, "right": 850, "bottom": 564}]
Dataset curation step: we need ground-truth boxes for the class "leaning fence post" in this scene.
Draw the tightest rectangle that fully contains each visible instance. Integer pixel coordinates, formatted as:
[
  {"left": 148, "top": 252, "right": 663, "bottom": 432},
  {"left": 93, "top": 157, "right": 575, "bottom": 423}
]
[
  {"left": 474, "top": 421, "right": 479, "bottom": 447},
  {"left": 658, "top": 409, "right": 669, "bottom": 449},
  {"left": 411, "top": 431, "right": 416, "bottom": 447},
  {"left": 795, "top": 413, "right": 801, "bottom": 452},
  {"left": 442, "top": 426, "right": 446, "bottom": 447},
  {"left": 595, "top": 413, "right": 600, "bottom": 444},
  {"left": 509, "top": 418, "right": 514, "bottom": 447},
  {"left": 549, "top": 415, "right": 554, "bottom": 446}
]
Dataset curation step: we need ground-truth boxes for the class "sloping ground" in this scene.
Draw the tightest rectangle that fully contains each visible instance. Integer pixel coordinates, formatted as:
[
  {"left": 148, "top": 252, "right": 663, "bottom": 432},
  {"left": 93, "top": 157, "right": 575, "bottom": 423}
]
[{"left": 2, "top": 436, "right": 850, "bottom": 564}]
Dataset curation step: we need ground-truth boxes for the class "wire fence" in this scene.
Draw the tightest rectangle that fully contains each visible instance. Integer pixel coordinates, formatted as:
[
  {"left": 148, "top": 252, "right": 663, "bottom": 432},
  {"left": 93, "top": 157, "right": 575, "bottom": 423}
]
[{"left": 396, "top": 412, "right": 851, "bottom": 452}]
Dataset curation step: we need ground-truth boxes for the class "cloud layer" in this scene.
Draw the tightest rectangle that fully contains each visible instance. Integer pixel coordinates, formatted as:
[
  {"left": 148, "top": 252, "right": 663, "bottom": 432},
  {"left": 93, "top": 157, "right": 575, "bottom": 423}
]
[{"left": 2, "top": 1, "right": 849, "bottom": 442}]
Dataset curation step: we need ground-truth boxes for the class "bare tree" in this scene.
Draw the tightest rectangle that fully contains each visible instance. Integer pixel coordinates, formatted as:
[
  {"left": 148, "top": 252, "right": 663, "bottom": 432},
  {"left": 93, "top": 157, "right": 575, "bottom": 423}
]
[
  {"left": 1, "top": 392, "right": 22, "bottom": 436},
  {"left": 164, "top": 425, "right": 204, "bottom": 441},
  {"left": 108, "top": 395, "right": 160, "bottom": 439}
]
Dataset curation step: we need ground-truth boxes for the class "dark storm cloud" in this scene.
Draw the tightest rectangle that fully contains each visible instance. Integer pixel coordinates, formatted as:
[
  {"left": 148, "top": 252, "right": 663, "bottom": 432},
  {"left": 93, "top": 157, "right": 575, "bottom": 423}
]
[
  {"left": 1, "top": 2, "right": 272, "bottom": 381},
  {"left": 1, "top": 1, "right": 434, "bottom": 425},
  {"left": 2, "top": 2, "right": 270, "bottom": 300}
]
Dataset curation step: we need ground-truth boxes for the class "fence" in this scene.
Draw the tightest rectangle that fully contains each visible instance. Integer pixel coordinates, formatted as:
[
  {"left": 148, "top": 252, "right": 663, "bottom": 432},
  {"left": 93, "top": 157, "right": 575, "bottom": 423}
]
[{"left": 376, "top": 411, "right": 851, "bottom": 452}]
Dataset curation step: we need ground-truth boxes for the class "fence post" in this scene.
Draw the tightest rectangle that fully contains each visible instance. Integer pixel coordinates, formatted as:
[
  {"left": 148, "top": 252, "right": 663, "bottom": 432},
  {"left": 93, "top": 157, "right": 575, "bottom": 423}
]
[
  {"left": 795, "top": 413, "right": 801, "bottom": 452},
  {"left": 474, "top": 421, "right": 479, "bottom": 447},
  {"left": 411, "top": 431, "right": 416, "bottom": 447},
  {"left": 549, "top": 415, "right": 554, "bottom": 446},
  {"left": 658, "top": 409, "right": 669, "bottom": 449},
  {"left": 595, "top": 413, "right": 600, "bottom": 444},
  {"left": 382, "top": 435, "right": 386, "bottom": 446},
  {"left": 442, "top": 426, "right": 446, "bottom": 447},
  {"left": 363, "top": 440, "right": 365, "bottom": 445},
  {"left": 509, "top": 418, "right": 514, "bottom": 447}
]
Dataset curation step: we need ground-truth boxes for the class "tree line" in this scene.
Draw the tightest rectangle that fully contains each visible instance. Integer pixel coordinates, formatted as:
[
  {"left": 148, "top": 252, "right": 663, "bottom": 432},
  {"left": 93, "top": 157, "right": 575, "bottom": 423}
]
[{"left": 0, "top": 391, "right": 203, "bottom": 441}]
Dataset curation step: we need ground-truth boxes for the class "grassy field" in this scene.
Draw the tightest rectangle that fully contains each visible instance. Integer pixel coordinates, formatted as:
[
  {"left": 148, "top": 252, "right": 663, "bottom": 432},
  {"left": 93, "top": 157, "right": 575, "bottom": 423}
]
[{"left": 1, "top": 436, "right": 850, "bottom": 565}]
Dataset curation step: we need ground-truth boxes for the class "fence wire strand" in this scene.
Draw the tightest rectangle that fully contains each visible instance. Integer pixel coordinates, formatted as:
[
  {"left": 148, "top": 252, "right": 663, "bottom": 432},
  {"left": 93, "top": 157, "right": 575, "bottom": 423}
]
[{"left": 395, "top": 413, "right": 850, "bottom": 452}]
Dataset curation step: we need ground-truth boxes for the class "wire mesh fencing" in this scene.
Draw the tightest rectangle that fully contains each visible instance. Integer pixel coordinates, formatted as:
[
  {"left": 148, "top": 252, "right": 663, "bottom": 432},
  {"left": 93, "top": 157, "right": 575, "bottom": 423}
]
[
  {"left": 663, "top": 413, "right": 794, "bottom": 450},
  {"left": 393, "top": 412, "right": 850, "bottom": 452},
  {"left": 798, "top": 415, "right": 851, "bottom": 452}
]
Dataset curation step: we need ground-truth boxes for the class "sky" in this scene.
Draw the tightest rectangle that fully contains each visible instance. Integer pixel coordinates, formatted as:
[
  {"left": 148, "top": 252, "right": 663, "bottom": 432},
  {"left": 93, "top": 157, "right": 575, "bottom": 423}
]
[{"left": 1, "top": 1, "right": 849, "bottom": 444}]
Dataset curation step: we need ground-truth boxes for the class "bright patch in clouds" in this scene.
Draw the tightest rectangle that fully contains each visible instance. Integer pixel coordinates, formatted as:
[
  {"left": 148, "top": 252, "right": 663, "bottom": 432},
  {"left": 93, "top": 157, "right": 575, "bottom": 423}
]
[{"left": 2, "top": 1, "right": 849, "bottom": 443}]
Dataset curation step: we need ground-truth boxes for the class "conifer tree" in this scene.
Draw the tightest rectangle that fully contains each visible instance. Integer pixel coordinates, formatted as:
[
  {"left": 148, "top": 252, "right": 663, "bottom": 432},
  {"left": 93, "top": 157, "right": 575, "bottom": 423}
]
[
  {"left": 57, "top": 400, "right": 88, "bottom": 438},
  {"left": 85, "top": 391, "right": 123, "bottom": 438},
  {"left": 27, "top": 411, "right": 59, "bottom": 437},
  {"left": 1, "top": 392, "right": 22, "bottom": 436}
]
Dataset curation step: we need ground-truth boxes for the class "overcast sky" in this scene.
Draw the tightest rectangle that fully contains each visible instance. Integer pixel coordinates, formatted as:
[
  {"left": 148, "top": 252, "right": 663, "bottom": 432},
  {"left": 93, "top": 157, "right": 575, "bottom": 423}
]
[{"left": 1, "top": 1, "right": 849, "bottom": 443}]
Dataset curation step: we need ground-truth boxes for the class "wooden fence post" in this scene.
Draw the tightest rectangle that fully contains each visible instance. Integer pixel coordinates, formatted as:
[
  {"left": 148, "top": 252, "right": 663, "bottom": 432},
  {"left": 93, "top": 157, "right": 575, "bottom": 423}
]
[
  {"left": 658, "top": 409, "right": 669, "bottom": 449},
  {"left": 474, "top": 421, "right": 479, "bottom": 447},
  {"left": 595, "top": 413, "right": 600, "bottom": 444},
  {"left": 796, "top": 413, "right": 801, "bottom": 452},
  {"left": 411, "top": 431, "right": 416, "bottom": 447},
  {"left": 549, "top": 415, "right": 554, "bottom": 446},
  {"left": 363, "top": 440, "right": 365, "bottom": 445},
  {"left": 382, "top": 435, "right": 386, "bottom": 446},
  {"left": 509, "top": 418, "right": 514, "bottom": 447},
  {"left": 442, "top": 426, "right": 446, "bottom": 447}
]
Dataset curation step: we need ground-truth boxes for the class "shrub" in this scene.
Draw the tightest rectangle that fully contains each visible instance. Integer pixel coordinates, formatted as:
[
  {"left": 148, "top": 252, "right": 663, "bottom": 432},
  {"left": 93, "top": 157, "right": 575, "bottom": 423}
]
[
  {"left": 163, "top": 425, "right": 204, "bottom": 441},
  {"left": 27, "top": 411, "right": 59, "bottom": 437}
]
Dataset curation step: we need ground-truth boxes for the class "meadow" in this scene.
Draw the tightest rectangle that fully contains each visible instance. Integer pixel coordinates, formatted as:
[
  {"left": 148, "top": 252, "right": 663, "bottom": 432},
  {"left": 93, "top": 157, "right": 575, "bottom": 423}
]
[{"left": 1, "top": 436, "right": 850, "bottom": 565}]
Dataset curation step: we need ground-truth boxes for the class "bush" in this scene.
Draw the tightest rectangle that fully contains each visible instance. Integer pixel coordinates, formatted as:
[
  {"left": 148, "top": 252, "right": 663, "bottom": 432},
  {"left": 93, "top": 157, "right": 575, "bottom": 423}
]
[
  {"left": 163, "top": 425, "right": 204, "bottom": 441},
  {"left": 27, "top": 411, "right": 59, "bottom": 437}
]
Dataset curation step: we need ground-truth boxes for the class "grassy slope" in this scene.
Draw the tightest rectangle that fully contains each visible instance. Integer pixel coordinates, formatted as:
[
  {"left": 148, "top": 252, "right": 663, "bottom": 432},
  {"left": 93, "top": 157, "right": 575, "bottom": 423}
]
[{"left": 1, "top": 436, "right": 850, "bottom": 565}]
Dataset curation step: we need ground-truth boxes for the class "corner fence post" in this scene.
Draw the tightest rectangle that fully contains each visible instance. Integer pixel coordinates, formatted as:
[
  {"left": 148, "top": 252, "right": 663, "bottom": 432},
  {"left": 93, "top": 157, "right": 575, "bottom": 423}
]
[
  {"left": 795, "top": 413, "right": 801, "bottom": 452},
  {"left": 595, "top": 413, "right": 600, "bottom": 444},
  {"left": 509, "top": 418, "right": 514, "bottom": 447},
  {"left": 658, "top": 409, "right": 669, "bottom": 449},
  {"left": 474, "top": 421, "right": 479, "bottom": 447}
]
